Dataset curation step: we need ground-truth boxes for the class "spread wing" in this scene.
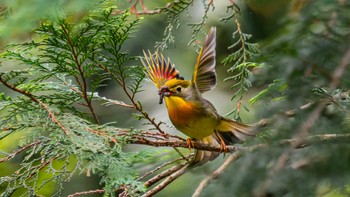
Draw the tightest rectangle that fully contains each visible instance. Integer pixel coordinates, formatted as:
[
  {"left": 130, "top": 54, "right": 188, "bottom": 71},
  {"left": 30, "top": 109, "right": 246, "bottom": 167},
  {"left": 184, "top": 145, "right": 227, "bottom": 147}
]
[
  {"left": 191, "top": 27, "right": 217, "bottom": 93},
  {"left": 141, "top": 50, "right": 182, "bottom": 89}
]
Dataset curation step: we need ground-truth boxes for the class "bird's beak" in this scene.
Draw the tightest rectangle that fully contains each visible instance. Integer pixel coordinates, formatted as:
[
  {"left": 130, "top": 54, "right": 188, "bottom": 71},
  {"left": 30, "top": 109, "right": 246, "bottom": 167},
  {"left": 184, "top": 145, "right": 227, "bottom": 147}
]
[{"left": 158, "top": 86, "right": 172, "bottom": 104}]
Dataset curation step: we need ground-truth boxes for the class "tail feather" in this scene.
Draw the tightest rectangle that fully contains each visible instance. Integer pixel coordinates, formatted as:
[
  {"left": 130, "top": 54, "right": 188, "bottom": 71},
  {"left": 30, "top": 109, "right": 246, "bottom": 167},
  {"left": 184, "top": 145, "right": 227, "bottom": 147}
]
[
  {"left": 189, "top": 118, "right": 257, "bottom": 167},
  {"left": 189, "top": 135, "right": 220, "bottom": 167},
  {"left": 216, "top": 118, "right": 257, "bottom": 144}
]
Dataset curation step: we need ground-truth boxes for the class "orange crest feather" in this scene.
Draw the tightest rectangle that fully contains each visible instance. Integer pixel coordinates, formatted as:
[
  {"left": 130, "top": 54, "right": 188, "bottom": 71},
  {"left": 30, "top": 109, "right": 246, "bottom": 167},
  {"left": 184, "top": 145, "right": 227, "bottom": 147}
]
[{"left": 141, "top": 50, "right": 181, "bottom": 89}]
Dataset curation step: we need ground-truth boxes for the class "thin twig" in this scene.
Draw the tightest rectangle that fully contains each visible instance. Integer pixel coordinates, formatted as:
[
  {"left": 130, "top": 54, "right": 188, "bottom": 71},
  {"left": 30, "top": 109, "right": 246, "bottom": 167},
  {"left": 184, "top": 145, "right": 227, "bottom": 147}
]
[
  {"left": 142, "top": 163, "right": 189, "bottom": 197},
  {"left": 144, "top": 162, "right": 188, "bottom": 188},
  {"left": 0, "top": 75, "right": 70, "bottom": 135},
  {"left": 138, "top": 154, "right": 192, "bottom": 181},
  {"left": 61, "top": 24, "right": 100, "bottom": 124},
  {"left": 0, "top": 141, "right": 42, "bottom": 163},
  {"left": 192, "top": 152, "right": 241, "bottom": 197},
  {"left": 98, "top": 96, "right": 135, "bottom": 109},
  {"left": 67, "top": 189, "right": 105, "bottom": 197}
]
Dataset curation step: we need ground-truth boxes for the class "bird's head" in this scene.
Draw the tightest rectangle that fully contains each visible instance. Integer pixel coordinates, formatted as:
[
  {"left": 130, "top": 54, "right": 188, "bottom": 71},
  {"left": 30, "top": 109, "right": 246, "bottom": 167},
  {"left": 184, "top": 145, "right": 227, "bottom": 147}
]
[
  {"left": 141, "top": 27, "right": 217, "bottom": 105},
  {"left": 158, "top": 79, "right": 191, "bottom": 104}
]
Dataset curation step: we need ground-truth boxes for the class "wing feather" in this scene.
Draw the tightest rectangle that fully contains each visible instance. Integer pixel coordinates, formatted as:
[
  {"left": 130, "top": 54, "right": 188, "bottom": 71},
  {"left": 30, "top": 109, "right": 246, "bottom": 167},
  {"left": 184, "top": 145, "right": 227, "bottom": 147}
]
[{"left": 192, "top": 27, "right": 217, "bottom": 93}]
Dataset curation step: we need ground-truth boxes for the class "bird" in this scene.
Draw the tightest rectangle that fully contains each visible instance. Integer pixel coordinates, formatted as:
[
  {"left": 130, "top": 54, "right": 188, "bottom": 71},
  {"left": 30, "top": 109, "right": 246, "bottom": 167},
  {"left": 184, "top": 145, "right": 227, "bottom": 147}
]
[{"left": 141, "top": 27, "right": 256, "bottom": 166}]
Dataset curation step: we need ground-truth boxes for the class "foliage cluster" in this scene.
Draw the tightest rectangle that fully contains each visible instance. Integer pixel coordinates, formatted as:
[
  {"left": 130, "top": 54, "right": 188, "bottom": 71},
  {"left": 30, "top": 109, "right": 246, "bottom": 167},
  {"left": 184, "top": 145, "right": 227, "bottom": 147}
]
[
  {"left": 0, "top": 0, "right": 350, "bottom": 197},
  {"left": 0, "top": 3, "right": 149, "bottom": 196}
]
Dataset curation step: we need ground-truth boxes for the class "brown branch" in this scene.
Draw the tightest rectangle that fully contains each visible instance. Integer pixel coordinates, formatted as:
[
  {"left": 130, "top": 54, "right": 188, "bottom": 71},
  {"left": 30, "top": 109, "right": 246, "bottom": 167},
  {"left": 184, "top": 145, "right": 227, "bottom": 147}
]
[
  {"left": 67, "top": 189, "right": 105, "bottom": 197},
  {"left": 138, "top": 154, "right": 192, "bottom": 181},
  {"left": 41, "top": 102, "right": 70, "bottom": 135},
  {"left": 129, "top": 137, "right": 236, "bottom": 153},
  {"left": 330, "top": 43, "right": 350, "bottom": 89},
  {"left": 0, "top": 75, "right": 70, "bottom": 135},
  {"left": 98, "top": 96, "right": 135, "bottom": 109},
  {"left": 141, "top": 131, "right": 186, "bottom": 141},
  {"left": 115, "top": 129, "right": 350, "bottom": 152},
  {"left": 86, "top": 127, "right": 117, "bottom": 143},
  {"left": 135, "top": 132, "right": 350, "bottom": 196},
  {"left": 192, "top": 152, "right": 241, "bottom": 197},
  {"left": 0, "top": 140, "right": 42, "bottom": 163},
  {"left": 142, "top": 163, "right": 189, "bottom": 197},
  {"left": 232, "top": 3, "right": 246, "bottom": 62},
  {"left": 143, "top": 162, "right": 188, "bottom": 188},
  {"left": 61, "top": 24, "right": 100, "bottom": 124}
]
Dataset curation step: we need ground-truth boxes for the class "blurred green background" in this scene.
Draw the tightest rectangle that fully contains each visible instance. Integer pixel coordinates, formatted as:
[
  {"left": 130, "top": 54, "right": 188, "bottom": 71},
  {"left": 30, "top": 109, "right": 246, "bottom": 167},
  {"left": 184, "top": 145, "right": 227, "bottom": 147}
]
[{"left": 2, "top": 0, "right": 349, "bottom": 196}]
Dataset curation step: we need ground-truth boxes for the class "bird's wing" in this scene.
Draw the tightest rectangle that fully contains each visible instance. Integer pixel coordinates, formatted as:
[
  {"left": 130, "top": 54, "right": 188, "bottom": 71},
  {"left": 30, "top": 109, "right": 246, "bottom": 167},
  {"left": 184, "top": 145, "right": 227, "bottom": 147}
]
[
  {"left": 141, "top": 50, "right": 182, "bottom": 89},
  {"left": 191, "top": 27, "right": 217, "bottom": 93}
]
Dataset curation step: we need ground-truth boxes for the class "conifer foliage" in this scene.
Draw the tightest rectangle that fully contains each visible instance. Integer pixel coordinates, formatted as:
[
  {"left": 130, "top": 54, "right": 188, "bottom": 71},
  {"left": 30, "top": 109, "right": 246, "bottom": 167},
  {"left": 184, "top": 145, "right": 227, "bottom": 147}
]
[
  {"left": 0, "top": 4, "right": 148, "bottom": 196},
  {"left": 1, "top": 0, "right": 350, "bottom": 197}
]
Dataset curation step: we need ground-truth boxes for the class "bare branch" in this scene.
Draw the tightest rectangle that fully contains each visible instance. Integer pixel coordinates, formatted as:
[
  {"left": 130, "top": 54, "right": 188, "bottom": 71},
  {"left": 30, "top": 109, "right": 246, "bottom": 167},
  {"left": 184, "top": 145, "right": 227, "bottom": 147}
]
[
  {"left": 67, "top": 189, "right": 105, "bottom": 197},
  {"left": 192, "top": 152, "right": 241, "bottom": 197},
  {"left": 330, "top": 46, "right": 350, "bottom": 88},
  {"left": 142, "top": 163, "right": 189, "bottom": 197},
  {"left": 138, "top": 154, "right": 193, "bottom": 181},
  {"left": 144, "top": 162, "right": 188, "bottom": 188}
]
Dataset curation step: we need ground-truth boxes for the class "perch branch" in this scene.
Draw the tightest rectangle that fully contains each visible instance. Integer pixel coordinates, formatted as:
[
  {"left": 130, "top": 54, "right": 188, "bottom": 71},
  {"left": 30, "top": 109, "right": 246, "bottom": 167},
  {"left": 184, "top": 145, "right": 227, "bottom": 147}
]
[{"left": 192, "top": 152, "right": 241, "bottom": 197}]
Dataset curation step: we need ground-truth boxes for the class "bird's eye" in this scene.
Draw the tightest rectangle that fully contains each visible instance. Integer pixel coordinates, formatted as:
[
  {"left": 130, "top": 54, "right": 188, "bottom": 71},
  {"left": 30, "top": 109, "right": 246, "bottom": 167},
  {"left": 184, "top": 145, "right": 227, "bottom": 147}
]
[{"left": 176, "top": 87, "right": 182, "bottom": 92}]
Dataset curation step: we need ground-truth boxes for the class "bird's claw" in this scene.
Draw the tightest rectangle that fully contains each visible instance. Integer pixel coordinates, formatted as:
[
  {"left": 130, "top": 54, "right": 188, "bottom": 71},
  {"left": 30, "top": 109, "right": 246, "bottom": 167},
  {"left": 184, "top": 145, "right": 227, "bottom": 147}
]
[
  {"left": 219, "top": 140, "right": 229, "bottom": 156},
  {"left": 186, "top": 138, "right": 195, "bottom": 151}
]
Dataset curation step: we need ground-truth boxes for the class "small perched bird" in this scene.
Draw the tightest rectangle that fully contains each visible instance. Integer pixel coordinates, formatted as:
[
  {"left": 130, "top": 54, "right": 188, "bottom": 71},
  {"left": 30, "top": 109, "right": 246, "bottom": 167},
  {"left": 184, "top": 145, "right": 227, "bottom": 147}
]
[{"left": 141, "top": 27, "right": 256, "bottom": 166}]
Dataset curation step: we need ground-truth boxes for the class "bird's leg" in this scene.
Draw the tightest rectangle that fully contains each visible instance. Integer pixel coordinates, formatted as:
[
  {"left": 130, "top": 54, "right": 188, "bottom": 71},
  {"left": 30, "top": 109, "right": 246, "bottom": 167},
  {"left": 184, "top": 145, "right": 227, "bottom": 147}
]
[
  {"left": 186, "top": 138, "right": 195, "bottom": 151},
  {"left": 214, "top": 130, "right": 228, "bottom": 155}
]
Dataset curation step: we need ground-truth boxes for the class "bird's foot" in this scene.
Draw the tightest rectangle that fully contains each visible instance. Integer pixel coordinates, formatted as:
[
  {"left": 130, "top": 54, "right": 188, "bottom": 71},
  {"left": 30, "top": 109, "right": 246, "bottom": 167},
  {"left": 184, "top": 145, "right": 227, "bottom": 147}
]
[
  {"left": 214, "top": 130, "right": 229, "bottom": 155},
  {"left": 219, "top": 139, "right": 229, "bottom": 155},
  {"left": 186, "top": 138, "right": 195, "bottom": 151}
]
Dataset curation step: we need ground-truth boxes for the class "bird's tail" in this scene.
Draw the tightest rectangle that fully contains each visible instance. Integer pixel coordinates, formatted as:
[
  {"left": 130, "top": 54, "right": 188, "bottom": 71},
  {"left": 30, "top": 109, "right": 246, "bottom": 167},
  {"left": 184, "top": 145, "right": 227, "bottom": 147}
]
[
  {"left": 189, "top": 118, "right": 257, "bottom": 167},
  {"left": 189, "top": 135, "right": 220, "bottom": 167},
  {"left": 215, "top": 117, "right": 257, "bottom": 144}
]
